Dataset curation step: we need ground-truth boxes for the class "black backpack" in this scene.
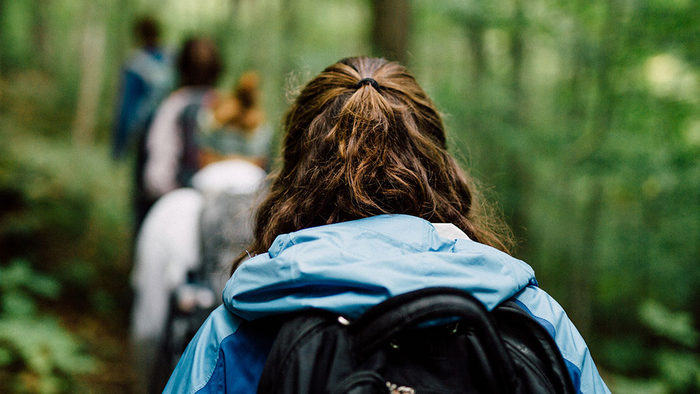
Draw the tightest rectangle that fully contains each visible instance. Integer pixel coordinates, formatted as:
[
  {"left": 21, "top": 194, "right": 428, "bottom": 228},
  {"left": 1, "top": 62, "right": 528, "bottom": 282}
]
[{"left": 257, "top": 287, "right": 576, "bottom": 394}]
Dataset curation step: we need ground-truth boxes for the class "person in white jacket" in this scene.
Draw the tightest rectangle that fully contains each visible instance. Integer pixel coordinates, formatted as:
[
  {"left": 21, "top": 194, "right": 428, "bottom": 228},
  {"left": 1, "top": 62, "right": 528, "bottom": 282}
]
[
  {"left": 164, "top": 56, "right": 611, "bottom": 393},
  {"left": 131, "top": 159, "right": 266, "bottom": 393}
]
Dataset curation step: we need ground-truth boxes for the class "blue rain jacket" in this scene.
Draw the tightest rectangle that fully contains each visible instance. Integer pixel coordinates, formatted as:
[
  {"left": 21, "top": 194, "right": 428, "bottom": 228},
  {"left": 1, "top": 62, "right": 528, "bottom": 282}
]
[{"left": 164, "top": 214, "right": 611, "bottom": 394}]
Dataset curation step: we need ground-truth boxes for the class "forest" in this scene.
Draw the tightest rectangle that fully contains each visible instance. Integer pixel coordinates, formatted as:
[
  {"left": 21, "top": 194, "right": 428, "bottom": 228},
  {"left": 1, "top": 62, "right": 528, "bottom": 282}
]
[{"left": 1, "top": 0, "right": 699, "bottom": 393}]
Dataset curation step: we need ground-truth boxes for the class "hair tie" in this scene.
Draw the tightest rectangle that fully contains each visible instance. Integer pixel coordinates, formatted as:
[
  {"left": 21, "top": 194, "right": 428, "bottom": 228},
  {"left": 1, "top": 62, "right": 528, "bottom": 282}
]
[{"left": 355, "top": 78, "right": 380, "bottom": 91}]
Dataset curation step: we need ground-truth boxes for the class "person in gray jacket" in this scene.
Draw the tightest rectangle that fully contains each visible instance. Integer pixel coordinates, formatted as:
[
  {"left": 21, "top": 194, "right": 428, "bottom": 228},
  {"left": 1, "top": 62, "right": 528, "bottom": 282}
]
[{"left": 163, "top": 57, "right": 611, "bottom": 394}]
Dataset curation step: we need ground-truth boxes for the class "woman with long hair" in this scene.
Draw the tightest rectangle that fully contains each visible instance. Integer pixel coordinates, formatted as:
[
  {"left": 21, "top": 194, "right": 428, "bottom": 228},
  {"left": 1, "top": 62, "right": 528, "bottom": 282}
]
[{"left": 163, "top": 57, "right": 610, "bottom": 394}]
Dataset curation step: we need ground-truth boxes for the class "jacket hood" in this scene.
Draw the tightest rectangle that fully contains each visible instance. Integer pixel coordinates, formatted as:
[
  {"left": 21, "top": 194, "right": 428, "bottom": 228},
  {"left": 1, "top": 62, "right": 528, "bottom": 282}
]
[{"left": 223, "top": 214, "right": 536, "bottom": 320}]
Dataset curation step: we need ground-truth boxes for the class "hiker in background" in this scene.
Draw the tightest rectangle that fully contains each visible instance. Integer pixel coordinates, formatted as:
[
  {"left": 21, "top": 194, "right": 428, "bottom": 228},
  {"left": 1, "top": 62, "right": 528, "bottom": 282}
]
[
  {"left": 138, "top": 37, "right": 221, "bottom": 227},
  {"left": 112, "top": 16, "right": 174, "bottom": 160},
  {"left": 197, "top": 71, "right": 273, "bottom": 172},
  {"left": 130, "top": 159, "right": 266, "bottom": 394},
  {"left": 163, "top": 57, "right": 611, "bottom": 393}
]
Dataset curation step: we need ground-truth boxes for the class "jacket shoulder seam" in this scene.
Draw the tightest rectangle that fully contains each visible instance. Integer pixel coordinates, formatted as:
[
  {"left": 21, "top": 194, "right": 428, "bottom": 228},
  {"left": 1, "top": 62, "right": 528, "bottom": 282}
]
[{"left": 190, "top": 332, "right": 236, "bottom": 394}]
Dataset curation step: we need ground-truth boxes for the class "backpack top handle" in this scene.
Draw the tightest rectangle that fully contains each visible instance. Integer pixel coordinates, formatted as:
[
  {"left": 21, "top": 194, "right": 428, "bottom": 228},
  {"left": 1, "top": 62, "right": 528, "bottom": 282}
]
[{"left": 349, "top": 287, "right": 519, "bottom": 394}]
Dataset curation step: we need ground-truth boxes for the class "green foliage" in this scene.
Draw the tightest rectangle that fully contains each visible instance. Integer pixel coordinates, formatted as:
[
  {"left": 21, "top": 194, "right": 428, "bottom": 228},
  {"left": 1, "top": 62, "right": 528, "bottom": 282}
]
[
  {"left": 0, "top": 113, "right": 133, "bottom": 318},
  {"left": 0, "top": 260, "right": 60, "bottom": 316},
  {"left": 657, "top": 352, "right": 700, "bottom": 394},
  {"left": 637, "top": 300, "right": 700, "bottom": 393},
  {"left": 609, "top": 375, "right": 668, "bottom": 394},
  {"left": 0, "top": 83, "right": 134, "bottom": 390},
  {"left": 0, "top": 260, "right": 97, "bottom": 394},
  {"left": 0, "top": 70, "right": 134, "bottom": 390},
  {"left": 641, "top": 300, "right": 699, "bottom": 348},
  {"left": 411, "top": 1, "right": 700, "bottom": 392}
]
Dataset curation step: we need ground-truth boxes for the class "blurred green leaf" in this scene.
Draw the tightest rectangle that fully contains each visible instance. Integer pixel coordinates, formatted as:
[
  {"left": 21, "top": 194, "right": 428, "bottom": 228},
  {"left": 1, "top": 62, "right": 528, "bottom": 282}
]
[
  {"left": 0, "top": 260, "right": 61, "bottom": 300},
  {"left": 0, "top": 317, "right": 97, "bottom": 375},
  {"left": 640, "top": 300, "right": 699, "bottom": 348},
  {"left": 2, "top": 291, "right": 36, "bottom": 317},
  {"left": 608, "top": 374, "right": 668, "bottom": 394},
  {"left": 657, "top": 351, "right": 700, "bottom": 392}
]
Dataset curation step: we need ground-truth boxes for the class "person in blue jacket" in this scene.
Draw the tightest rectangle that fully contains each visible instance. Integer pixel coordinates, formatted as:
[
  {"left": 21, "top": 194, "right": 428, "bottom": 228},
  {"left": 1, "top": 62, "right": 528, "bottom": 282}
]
[
  {"left": 163, "top": 57, "right": 611, "bottom": 394},
  {"left": 112, "top": 17, "right": 174, "bottom": 160}
]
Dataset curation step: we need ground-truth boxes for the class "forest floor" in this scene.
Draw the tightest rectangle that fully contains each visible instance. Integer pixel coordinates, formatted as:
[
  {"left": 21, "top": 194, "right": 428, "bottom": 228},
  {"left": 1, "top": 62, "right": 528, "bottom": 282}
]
[{"left": 63, "top": 311, "right": 137, "bottom": 394}]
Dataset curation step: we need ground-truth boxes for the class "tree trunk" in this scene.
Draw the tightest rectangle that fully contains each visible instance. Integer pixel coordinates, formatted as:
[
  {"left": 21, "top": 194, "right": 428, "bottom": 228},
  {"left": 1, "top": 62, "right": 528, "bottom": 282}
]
[
  {"left": 571, "top": 0, "right": 620, "bottom": 161},
  {"left": 570, "top": 180, "right": 603, "bottom": 337},
  {"left": 281, "top": 0, "right": 298, "bottom": 76},
  {"left": 465, "top": 19, "right": 486, "bottom": 135},
  {"left": 564, "top": 0, "right": 623, "bottom": 337},
  {"left": 505, "top": 0, "right": 530, "bottom": 255},
  {"left": 113, "top": 0, "right": 135, "bottom": 69},
  {"left": 222, "top": 0, "right": 241, "bottom": 43},
  {"left": 371, "top": 0, "right": 412, "bottom": 64},
  {"left": 73, "top": 3, "right": 107, "bottom": 146},
  {"left": 0, "top": 0, "right": 6, "bottom": 112},
  {"left": 509, "top": 0, "right": 526, "bottom": 125},
  {"left": 31, "top": 0, "right": 53, "bottom": 70},
  {"left": 213, "top": 0, "right": 240, "bottom": 66},
  {"left": 0, "top": 0, "right": 6, "bottom": 68}
]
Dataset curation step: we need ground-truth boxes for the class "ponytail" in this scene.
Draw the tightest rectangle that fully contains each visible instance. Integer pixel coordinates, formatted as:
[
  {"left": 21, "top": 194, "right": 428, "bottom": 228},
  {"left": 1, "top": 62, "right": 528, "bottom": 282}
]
[
  {"left": 214, "top": 71, "right": 264, "bottom": 131},
  {"left": 234, "top": 71, "right": 259, "bottom": 109},
  {"left": 233, "top": 57, "right": 513, "bottom": 272}
]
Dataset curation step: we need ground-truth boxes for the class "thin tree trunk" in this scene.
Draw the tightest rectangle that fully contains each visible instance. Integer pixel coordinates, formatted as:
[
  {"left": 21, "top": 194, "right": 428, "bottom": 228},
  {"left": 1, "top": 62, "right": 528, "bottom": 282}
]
[
  {"left": 220, "top": 0, "right": 240, "bottom": 44},
  {"left": 509, "top": 0, "right": 526, "bottom": 125},
  {"left": 465, "top": 19, "right": 486, "bottom": 136},
  {"left": 213, "top": 0, "right": 240, "bottom": 66},
  {"left": 571, "top": 0, "right": 620, "bottom": 161},
  {"left": 73, "top": 3, "right": 107, "bottom": 146},
  {"left": 0, "top": 0, "right": 6, "bottom": 113},
  {"left": 564, "top": 0, "right": 622, "bottom": 337},
  {"left": 32, "top": 0, "right": 53, "bottom": 70},
  {"left": 114, "top": 0, "right": 135, "bottom": 68},
  {"left": 281, "top": 0, "right": 298, "bottom": 76},
  {"left": 371, "top": 0, "right": 411, "bottom": 64},
  {"left": 505, "top": 0, "right": 530, "bottom": 255},
  {"left": 0, "top": 0, "right": 6, "bottom": 68},
  {"left": 566, "top": 35, "right": 586, "bottom": 131},
  {"left": 571, "top": 180, "right": 603, "bottom": 337}
]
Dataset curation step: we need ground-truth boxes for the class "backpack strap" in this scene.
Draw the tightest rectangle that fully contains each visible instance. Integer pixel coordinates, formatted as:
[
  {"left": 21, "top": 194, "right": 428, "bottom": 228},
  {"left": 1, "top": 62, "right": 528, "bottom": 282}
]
[
  {"left": 176, "top": 101, "right": 202, "bottom": 188},
  {"left": 494, "top": 300, "right": 577, "bottom": 394},
  {"left": 349, "top": 287, "right": 519, "bottom": 393}
]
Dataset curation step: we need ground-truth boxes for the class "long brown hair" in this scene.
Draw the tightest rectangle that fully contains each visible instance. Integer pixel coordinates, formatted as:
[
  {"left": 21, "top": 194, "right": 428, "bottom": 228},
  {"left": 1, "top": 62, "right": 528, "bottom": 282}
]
[{"left": 234, "top": 57, "right": 513, "bottom": 271}]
